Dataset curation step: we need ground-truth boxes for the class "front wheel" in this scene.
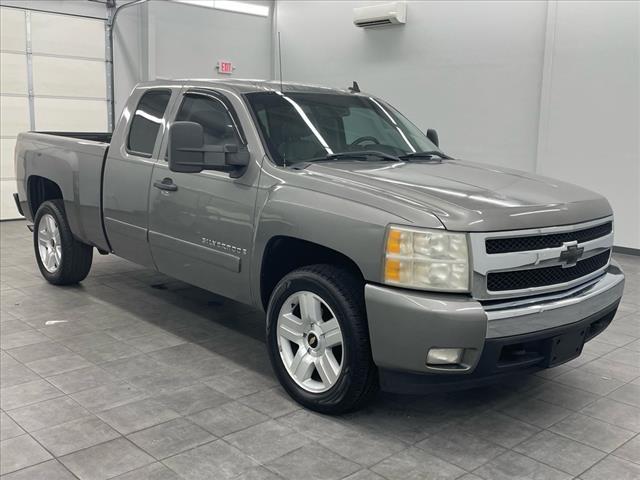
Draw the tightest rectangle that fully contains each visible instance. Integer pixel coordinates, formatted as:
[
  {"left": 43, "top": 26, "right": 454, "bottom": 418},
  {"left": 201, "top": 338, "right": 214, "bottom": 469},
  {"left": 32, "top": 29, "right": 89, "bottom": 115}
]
[
  {"left": 34, "top": 199, "right": 93, "bottom": 285},
  {"left": 266, "top": 264, "right": 378, "bottom": 414}
]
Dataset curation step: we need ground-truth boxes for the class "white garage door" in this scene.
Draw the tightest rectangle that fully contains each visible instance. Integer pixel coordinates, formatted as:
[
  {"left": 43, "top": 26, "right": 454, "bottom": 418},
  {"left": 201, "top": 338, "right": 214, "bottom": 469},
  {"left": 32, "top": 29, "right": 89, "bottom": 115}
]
[{"left": 0, "top": 7, "right": 108, "bottom": 220}]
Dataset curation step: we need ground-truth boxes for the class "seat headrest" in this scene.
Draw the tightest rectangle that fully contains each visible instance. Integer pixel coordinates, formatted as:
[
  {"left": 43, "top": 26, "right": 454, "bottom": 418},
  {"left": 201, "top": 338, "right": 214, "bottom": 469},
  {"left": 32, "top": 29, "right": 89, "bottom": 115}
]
[{"left": 190, "top": 109, "right": 231, "bottom": 137}]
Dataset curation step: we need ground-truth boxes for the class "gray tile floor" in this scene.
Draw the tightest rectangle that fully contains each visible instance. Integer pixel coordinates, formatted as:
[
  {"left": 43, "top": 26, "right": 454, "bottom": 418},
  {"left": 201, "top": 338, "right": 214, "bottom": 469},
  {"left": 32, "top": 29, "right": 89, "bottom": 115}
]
[{"left": 0, "top": 219, "right": 638, "bottom": 480}]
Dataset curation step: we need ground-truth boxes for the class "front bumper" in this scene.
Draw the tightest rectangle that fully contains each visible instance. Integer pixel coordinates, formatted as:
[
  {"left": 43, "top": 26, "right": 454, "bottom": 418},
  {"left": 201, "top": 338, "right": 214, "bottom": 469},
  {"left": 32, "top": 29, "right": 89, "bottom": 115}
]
[{"left": 365, "top": 262, "right": 625, "bottom": 393}]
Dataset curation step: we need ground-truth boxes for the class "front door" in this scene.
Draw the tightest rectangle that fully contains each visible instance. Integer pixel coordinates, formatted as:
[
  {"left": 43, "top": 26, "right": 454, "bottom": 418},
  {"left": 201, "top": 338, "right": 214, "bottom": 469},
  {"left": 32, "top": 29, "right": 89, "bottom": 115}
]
[{"left": 147, "top": 90, "right": 258, "bottom": 303}]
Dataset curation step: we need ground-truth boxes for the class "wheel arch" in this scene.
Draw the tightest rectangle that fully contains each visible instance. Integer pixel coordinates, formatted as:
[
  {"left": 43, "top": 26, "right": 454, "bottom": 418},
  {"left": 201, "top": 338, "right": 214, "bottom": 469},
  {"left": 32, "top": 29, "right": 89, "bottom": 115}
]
[
  {"left": 27, "top": 175, "right": 63, "bottom": 218},
  {"left": 251, "top": 186, "right": 407, "bottom": 309},
  {"left": 259, "top": 236, "right": 365, "bottom": 310}
]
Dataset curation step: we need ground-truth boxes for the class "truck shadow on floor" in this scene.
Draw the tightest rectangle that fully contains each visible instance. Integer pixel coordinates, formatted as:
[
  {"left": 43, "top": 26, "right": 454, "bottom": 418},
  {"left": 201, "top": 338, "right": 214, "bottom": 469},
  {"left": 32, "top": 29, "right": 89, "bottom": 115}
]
[{"left": 71, "top": 256, "right": 546, "bottom": 430}]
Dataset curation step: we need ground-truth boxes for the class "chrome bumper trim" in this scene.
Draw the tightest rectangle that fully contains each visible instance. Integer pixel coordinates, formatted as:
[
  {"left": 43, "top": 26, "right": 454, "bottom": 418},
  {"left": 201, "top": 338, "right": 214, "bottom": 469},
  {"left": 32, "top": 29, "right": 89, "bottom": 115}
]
[{"left": 485, "top": 262, "right": 624, "bottom": 338}]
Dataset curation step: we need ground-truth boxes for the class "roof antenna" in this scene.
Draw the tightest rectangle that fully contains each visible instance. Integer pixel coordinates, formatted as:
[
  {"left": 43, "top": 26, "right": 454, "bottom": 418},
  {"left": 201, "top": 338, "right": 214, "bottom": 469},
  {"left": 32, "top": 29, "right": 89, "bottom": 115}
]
[
  {"left": 348, "top": 81, "right": 360, "bottom": 93},
  {"left": 277, "top": 31, "right": 284, "bottom": 94}
]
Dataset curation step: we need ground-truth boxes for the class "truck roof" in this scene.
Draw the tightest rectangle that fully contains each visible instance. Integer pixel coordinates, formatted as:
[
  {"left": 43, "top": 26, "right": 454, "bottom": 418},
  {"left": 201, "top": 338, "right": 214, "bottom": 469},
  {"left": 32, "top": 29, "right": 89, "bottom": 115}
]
[{"left": 138, "top": 78, "right": 356, "bottom": 96}]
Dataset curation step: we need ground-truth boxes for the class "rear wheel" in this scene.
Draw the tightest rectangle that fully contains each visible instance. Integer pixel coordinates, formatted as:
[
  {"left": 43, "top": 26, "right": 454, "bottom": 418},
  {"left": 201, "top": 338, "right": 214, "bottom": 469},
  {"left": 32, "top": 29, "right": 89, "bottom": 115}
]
[
  {"left": 34, "top": 199, "right": 93, "bottom": 285},
  {"left": 266, "top": 264, "right": 378, "bottom": 414}
]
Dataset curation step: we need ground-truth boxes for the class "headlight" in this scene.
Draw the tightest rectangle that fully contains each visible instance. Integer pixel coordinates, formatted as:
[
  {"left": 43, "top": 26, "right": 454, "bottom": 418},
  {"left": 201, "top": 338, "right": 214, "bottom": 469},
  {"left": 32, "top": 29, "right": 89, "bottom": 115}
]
[{"left": 384, "top": 225, "right": 470, "bottom": 292}]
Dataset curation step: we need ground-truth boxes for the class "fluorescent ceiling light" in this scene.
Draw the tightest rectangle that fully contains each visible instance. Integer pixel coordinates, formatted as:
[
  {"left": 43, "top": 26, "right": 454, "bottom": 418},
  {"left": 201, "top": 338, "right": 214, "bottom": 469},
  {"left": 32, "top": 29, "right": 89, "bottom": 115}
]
[
  {"left": 174, "top": 0, "right": 214, "bottom": 7},
  {"left": 215, "top": 1, "right": 269, "bottom": 16},
  {"left": 173, "top": 0, "right": 269, "bottom": 17}
]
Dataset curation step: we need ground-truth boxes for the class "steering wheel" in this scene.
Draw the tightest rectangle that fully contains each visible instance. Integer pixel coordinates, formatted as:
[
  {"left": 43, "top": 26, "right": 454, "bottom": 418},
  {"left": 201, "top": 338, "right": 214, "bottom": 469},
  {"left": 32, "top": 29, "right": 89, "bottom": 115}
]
[{"left": 350, "top": 136, "right": 380, "bottom": 147}]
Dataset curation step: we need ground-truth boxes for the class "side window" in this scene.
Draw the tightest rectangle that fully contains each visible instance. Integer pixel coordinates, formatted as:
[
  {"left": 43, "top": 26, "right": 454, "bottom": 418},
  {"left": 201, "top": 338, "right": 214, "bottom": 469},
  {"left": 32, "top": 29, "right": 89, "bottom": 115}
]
[
  {"left": 127, "top": 90, "right": 171, "bottom": 156},
  {"left": 176, "top": 94, "right": 239, "bottom": 146}
]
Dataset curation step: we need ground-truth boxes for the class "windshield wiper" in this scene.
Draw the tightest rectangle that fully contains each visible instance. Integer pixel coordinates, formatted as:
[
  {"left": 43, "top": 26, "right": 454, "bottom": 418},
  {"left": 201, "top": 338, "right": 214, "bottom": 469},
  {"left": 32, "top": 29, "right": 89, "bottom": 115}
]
[
  {"left": 399, "top": 150, "right": 453, "bottom": 160},
  {"left": 302, "top": 150, "right": 402, "bottom": 163}
]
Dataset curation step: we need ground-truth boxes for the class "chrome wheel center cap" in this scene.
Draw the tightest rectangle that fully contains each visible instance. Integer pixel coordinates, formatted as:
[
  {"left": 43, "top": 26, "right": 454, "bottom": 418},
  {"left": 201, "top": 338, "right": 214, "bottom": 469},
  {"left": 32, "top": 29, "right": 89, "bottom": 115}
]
[
  {"left": 307, "top": 332, "right": 319, "bottom": 349},
  {"left": 305, "top": 324, "right": 326, "bottom": 356}
]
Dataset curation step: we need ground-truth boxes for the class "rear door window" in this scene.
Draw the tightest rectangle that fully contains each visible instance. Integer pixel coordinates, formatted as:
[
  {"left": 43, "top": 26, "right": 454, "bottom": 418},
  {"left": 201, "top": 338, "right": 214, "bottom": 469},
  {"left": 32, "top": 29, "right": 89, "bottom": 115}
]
[{"left": 127, "top": 90, "right": 172, "bottom": 157}]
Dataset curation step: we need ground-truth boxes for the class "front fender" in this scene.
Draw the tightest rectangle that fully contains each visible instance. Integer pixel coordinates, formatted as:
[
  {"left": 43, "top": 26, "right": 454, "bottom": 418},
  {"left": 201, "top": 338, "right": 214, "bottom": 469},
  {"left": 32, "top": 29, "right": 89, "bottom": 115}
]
[{"left": 251, "top": 184, "right": 441, "bottom": 307}]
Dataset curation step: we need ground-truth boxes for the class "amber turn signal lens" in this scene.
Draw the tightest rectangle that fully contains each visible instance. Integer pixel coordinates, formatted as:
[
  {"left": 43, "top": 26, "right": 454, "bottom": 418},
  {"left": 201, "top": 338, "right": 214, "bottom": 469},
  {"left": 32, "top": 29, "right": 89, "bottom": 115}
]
[
  {"left": 386, "top": 229, "right": 402, "bottom": 254},
  {"left": 384, "top": 259, "right": 401, "bottom": 281}
]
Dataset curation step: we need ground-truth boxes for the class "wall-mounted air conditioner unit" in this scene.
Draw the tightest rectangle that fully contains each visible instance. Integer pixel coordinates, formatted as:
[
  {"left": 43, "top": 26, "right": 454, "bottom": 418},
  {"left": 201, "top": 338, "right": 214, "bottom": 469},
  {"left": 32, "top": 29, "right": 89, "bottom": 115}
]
[{"left": 353, "top": 1, "right": 407, "bottom": 28}]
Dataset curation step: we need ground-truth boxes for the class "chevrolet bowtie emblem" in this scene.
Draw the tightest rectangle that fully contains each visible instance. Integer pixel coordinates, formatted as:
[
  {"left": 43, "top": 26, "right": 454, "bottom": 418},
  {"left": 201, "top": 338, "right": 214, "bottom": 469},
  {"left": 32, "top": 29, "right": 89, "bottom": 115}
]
[{"left": 559, "top": 242, "right": 584, "bottom": 268}]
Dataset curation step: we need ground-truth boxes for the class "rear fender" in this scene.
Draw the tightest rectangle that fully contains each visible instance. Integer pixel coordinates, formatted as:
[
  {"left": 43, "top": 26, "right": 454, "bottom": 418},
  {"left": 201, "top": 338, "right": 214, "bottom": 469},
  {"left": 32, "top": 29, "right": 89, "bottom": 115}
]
[{"left": 17, "top": 134, "right": 90, "bottom": 245}]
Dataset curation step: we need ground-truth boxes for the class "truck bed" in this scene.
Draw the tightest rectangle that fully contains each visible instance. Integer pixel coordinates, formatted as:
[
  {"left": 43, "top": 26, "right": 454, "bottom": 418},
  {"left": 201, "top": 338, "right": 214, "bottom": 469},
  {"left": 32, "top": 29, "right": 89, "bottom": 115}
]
[
  {"left": 35, "top": 131, "right": 112, "bottom": 143},
  {"left": 15, "top": 131, "right": 112, "bottom": 252}
]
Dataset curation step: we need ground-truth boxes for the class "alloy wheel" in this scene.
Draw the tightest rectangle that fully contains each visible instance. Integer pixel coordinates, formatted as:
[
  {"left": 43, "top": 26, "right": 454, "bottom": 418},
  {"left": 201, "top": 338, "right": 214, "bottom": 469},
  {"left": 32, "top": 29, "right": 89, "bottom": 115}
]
[
  {"left": 37, "top": 213, "right": 62, "bottom": 273},
  {"left": 276, "top": 291, "right": 344, "bottom": 393}
]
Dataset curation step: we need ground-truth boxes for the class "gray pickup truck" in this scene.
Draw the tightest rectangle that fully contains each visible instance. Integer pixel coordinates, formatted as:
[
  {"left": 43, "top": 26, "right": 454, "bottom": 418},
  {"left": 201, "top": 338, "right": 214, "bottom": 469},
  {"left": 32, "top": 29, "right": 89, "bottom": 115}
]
[{"left": 14, "top": 79, "right": 624, "bottom": 413}]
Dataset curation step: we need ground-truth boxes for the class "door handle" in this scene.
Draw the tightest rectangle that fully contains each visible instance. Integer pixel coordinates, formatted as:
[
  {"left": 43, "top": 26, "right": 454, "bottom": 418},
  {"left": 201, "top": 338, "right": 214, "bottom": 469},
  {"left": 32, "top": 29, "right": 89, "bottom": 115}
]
[{"left": 153, "top": 177, "right": 178, "bottom": 192}]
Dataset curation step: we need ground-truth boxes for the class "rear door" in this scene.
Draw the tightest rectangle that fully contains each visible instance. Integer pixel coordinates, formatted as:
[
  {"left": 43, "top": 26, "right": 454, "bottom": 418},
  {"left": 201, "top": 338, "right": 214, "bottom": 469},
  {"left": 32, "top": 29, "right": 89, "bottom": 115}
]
[
  {"left": 147, "top": 88, "right": 259, "bottom": 303},
  {"left": 102, "top": 87, "right": 177, "bottom": 267}
]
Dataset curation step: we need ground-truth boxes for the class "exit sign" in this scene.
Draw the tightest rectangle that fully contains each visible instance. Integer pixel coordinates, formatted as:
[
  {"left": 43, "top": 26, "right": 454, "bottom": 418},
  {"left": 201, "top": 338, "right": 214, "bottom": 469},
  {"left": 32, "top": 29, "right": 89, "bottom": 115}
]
[{"left": 217, "top": 60, "right": 233, "bottom": 74}]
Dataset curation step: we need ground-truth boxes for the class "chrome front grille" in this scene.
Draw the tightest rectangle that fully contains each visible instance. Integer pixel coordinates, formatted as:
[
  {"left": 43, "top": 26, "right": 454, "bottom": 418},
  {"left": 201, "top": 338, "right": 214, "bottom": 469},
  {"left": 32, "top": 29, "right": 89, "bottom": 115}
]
[
  {"left": 469, "top": 217, "right": 614, "bottom": 300},
  {"left": 486, "top": 250, "right": 611, "bottom": 292},
  {"left": 486, "top": 222, "right": 612, "bottom": 254}
]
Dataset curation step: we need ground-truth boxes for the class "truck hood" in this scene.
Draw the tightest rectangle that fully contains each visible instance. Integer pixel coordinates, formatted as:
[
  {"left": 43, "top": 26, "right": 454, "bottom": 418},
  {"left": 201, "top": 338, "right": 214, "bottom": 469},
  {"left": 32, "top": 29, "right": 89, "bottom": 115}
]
[{"left": 304, "top": 159, "right": 612, "bottom": 231}]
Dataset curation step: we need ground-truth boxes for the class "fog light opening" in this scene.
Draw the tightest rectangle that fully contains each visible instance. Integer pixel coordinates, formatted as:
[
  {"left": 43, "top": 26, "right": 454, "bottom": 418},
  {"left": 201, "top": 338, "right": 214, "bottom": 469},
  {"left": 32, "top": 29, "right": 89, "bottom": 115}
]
[{"left": 426, "top": 348, "right": 465, "bottom": 366}]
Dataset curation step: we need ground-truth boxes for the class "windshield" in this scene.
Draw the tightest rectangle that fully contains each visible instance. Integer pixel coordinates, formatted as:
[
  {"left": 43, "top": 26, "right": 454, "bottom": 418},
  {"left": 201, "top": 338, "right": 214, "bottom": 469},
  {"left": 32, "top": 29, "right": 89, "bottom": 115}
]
[{"left": 246, "top": 92, "right": 439, "bottom": 166}]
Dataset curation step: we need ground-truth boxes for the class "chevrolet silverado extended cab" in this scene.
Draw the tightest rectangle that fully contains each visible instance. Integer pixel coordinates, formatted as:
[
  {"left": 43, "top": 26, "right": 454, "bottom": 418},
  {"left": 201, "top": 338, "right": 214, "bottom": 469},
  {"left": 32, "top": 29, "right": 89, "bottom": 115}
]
[{"left": 14, "top": 80, "right": 624, "bottom": 413}]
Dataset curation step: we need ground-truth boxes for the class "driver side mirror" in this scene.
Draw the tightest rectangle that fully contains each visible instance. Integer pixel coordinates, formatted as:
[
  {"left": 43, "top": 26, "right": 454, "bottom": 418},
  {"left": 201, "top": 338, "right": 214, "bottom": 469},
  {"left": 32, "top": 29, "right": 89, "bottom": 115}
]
[
  {"left": 169, "top": 121, "right": 249, "bottom": 177},
  {"left": 426, "top": 128, "right": 439, "bottom": 147}
]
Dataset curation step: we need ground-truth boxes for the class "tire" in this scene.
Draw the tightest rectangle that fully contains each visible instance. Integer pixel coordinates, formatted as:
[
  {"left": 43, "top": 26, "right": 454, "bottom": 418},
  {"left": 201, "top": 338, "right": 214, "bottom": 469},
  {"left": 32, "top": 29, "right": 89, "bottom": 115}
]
[
  {"left": 266, "top": 264, "right": 378, "bottom": 414},
  {"left": 33, "top": 199, "right": 93, "bottom": 285}
]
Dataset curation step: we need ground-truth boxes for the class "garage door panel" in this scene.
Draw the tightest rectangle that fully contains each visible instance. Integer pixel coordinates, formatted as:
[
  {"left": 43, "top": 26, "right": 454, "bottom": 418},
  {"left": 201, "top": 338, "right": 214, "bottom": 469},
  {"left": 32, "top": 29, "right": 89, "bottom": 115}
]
[
  {"left": 1, "top": 52, "right": 28, "bottom": 95},
  {"left": 33, "top": 56, "right": 106, "bottom": 98},
  {"left": 35, "top": 98, "right": 107, "bottom": 131},
  {"left": 0, "top": 8, "right": 26, "bottom": 52},
  {"left": 0, "top": 179, "right": 19, "bottom": 220},
  {"left": 1, "top": 138, "right": 17, "bottom": 180},
  {"left": 1, "top": 9, "right": 107, "bottom": 220},
  {"left": 30, "top": 12, "right": 105, "bottom": 59},
  {"left": 0, "top": 96, "right": 30, "bottom": 137}
]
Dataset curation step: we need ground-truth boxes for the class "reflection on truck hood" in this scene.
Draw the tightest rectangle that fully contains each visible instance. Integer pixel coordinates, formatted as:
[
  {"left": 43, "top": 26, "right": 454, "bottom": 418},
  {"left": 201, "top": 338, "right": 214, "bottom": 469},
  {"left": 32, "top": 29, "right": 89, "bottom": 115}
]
[{"left": 305, "top": 159, "right": 612, "bottom": 231}]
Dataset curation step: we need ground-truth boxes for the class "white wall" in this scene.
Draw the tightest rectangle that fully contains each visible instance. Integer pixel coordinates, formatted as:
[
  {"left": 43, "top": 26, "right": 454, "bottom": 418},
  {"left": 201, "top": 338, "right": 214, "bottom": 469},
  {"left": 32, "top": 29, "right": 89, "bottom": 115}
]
[
  {"left": 114, "top": 0, "right": 274, "bottom": 119},
  {"left": 113, "top": 2, "right": 149, "bottom": 119},
  {"left": 275, "top": 0, "right": 639, "bottom": 249},
  {"left": 3, "top": 1, "right": 636, "bottom": 246},
  {"left": 537, "top": 1, "right": 639, "bottom": 249},
  {"left": 149, "top": 1, "right": 273, "bottom": 80},
  {"left": 275, "top": 0, "right": 548, "bottom": 172}
]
